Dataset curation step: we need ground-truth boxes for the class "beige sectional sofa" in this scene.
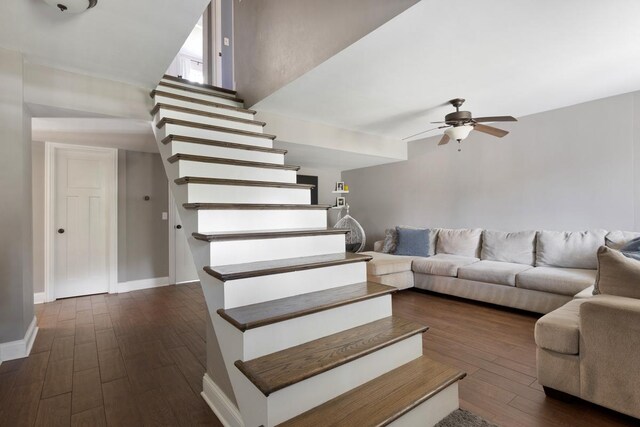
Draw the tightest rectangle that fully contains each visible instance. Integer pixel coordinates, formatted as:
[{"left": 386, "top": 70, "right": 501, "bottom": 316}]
[{"left": 365, "top": 228, "right": 636, "bottom": 314}]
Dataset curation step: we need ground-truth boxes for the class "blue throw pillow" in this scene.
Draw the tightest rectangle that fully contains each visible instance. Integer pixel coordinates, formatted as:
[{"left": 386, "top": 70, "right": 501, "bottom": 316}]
[
  {"left": 394, "top": 227, "right": 429, "bottom": 257},
  {"left": 621, "top": 237, "right": 640, "bottom": 261}
]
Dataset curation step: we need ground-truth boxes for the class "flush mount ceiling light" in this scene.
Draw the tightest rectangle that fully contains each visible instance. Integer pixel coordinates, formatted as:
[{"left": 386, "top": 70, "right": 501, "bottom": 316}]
[{"left": 43, "top": 0, "right": 97, "bottom": 13}]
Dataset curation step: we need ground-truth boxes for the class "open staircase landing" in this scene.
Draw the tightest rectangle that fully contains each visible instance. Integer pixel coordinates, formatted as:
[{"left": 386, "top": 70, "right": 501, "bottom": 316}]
[{"left": 151, "top": 74, "right": 465, "bottom": 426}]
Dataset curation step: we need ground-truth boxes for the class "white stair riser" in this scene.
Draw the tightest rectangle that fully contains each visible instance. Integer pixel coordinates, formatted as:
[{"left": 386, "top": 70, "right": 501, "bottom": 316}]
[
  {"left": 161, "top": 123, "right": 273, "bottom": 149},
  {"left": 196, "top": 209, "right": 327, "bottom": 233},
  {"left": 267, "top": 334, "right": 424, "bottom": 426},
  {"left": 387, "top": 383, "right": 459, "bottom": 427},
  {"left": 184, "top": 183, "right": 310, "bottom": 205},
  {"left": 155, "top": 108, "right": 263, "bottom": 133},
  {"left": 160, "top": 78, "right": 234, "bottom": 98},
  {"left": 156, "top": 84, "right": 243, "bottom": 108},
  {"left": 154, "top": 94, "right": 254, "bottom": 120},
  {"left": 169, "top": 140, "right": 284, "bottom": 164},
  {"left": 176, "top": 159, "right": 296, "bottom": 183},
  {"left": 242, "top": 295, "right": 392, "bottom": 360},
  {"left": 223, "top": 262, "right": 367, "bottom": 308},
  {"left": 209, "top": 234, "right": 346, "bottom": 265}
]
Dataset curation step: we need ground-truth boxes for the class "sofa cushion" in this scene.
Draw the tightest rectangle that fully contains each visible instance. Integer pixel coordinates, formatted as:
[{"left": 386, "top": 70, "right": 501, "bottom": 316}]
[
  {"left": 436, "top": 228, "right": 482, "bottom": 258},
  {"left": 381, "top": 228, "right": 397, "bottom": 254},
  {"left": 536, "top": 230, "right": 607, "bottom": 269},
  {"left": 362, "top": 251, "right": 417, "bottom": 276},
  {"left": 594, "top": 246, "right": 640, "bottom": 299},
  {"left": 412, "top": 254, "right": 479, "bottom": 277},
  {"left": 516, "top": 267, "right": 596, "bottom": 296},
  {"left": 535, "top": 298, "right": 587, "bottom": 355},
  {"left": 605, "top": 230, "right": 640, "bottom": 250},
  {"left": 481, "top": 230, "right": 536, "bottom": 266},
  {"left": 395, "top": 226, "right": 429, "bottom": 257},
  {"left": 458, "top": 260, "right": 533, "bottom": 287}
]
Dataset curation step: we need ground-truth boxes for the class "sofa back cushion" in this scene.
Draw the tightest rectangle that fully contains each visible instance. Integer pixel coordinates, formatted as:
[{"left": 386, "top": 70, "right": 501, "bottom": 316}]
[
  {"left": 605, "top": 230, "right": 640, "bottom": 250},
  {"left": 436, "top": 228, "right": 482, "bottom": 258},
  {"left": 394, "top": 226, "right": 429, "bottom": 257},
  {"left": 594, "top": 246, "right": 640, "bottom": 299},
  {"left": 481, "top": 230, "right": 536, "bottom": 265},
  {"left": 536, "top": 230, "right": 607, "bottom": 269}
]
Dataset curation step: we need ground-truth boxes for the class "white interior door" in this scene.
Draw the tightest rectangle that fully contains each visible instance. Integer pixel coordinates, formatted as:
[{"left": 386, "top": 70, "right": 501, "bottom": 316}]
[
  {"left": 175, "top": 204, "right": 199, "bottom": 284},
  {"left": 54, "top": 147, "right": 114, "bottom": 299}
]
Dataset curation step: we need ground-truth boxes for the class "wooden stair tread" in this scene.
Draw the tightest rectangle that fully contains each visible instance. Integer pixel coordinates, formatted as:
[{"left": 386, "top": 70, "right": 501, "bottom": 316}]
[
  {"left": 205, "top": 252, "right": 372, "bottom": 281},
  {"left": 218, "top": 282, "right": 396, "bottom": 331},
  {"left": 162, "top": 135, "right": 286, "bottom": 154},
  {"left": 193, "top": 227, "right": 348, "bottom": 242},
  {"left": 278, "top": 356, "right": 466, "bottom": 427},
  {"left": 236, "top": 316, "right": 428, "bottom": 396},
  {"left": 175, "top": 176, "right": 313, "bottom": 189},
  {"left": 183, "top": 203, "right": 330, "bottom": 211},
  {"left": 157, "top": 118, "right": 277, "bottom": 140},
  {"left": 152, "top": 103, "right": 266, "bottom": 127},
  {"left": 162, "top": 74, "right": 237, "bottom": 95},
  {"left": 156, "top": 81, "right": 244, "bottom": 103},
  {"left": 150, "top": 90, "right": 256, "bottom": 115},
  {"left": 167, "top": 153, "right": 299, "bottom": 171}
]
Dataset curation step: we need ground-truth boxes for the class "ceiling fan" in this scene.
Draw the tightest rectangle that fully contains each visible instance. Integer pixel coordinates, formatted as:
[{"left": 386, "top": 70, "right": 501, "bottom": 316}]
[{"left": 404, "top": 98, "right": 517, "bottom": 151}]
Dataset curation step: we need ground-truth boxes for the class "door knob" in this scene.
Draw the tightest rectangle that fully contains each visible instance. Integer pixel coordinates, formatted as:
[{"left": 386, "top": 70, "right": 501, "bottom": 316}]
[
  {"left": 58, "top": 228, "right": 65, "bottom": 234},
  {"left": 176, "top": 225, "right": 182, "bottom": 230}
]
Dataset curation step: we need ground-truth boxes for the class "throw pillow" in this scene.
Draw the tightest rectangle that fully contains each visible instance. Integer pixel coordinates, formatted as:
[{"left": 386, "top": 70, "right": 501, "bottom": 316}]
[
  {"left": 395, "top": 226, "right": 429, "bottom": 257},
  {"left": 381, "top": 228, "right": 398, "bottom": 254},
  {"left": 621, "top": 237, "right": 640, "bottom": 261},
  {"left": 594, "top": 246, "right": 640, "bottom": 298}
]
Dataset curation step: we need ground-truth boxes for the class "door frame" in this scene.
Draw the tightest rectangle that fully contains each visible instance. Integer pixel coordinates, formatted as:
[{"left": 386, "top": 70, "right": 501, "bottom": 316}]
[
  {"left": 168, "top": 185, "right": 177, "bottom": 285},
  {"left": 44, "top": 142, "right": 118, "bottom": 302}
]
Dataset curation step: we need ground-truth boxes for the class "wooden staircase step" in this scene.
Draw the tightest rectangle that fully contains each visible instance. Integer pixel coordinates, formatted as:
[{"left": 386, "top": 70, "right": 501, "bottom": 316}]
[
  {"left": 150, "top": 90, "right": 256, "bottom": 115},
  {"left": 152, "top": 103, "right": 266, "bottom": 127},
  {"left": 218, "top": 282, "right": 397, "bottom": 332},
  {"left": 162, "top": 135, "right": 286, "bottom": 154},
  {"left": 183, "top": 203, "right": 330, "bottom": 211},
  {"left": 205, "top": 252, "right": 372, "bottom": 281},
  {"left": 167, "top": 153, "right": 299, "bottom": 171},
  {"left": 278, "top": 356, "right": 466, "bottom": 426},
  {"left": 162, "top": 74, "right": 237, "bottom": 95},
  {"left": 194, "top": 227, "right": 348, "bottom": 242},
  {"left": 157, "top": 118, "right": 277, "bottom": 141},
  {"left": 236, "top": 316, "right": 427, "bottom": 396},
  {"left": 156, "top": 81, "right": 244, "bottom": 103},
  {"left": 175, "top": 176, "right": 313, "bottom": 189}
]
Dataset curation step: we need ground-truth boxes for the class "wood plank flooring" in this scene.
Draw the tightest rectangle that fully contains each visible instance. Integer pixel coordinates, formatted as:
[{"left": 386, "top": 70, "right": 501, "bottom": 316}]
[{"left": 1, "top": 284, "right": 637, "bottom": 426}]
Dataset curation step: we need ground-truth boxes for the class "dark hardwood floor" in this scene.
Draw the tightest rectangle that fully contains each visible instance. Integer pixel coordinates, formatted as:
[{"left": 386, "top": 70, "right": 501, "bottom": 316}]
[{"left": 0, "top": 285, "right": 637, "bottom": 426}]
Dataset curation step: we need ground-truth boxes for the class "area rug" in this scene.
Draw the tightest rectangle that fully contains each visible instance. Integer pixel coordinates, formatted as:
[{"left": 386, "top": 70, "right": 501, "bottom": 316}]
[{"left": 435, "top": 409, "right": 498, "bottom": 427}]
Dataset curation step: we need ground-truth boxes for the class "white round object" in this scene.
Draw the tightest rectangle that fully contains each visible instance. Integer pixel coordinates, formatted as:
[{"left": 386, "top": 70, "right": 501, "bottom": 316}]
[
  {"left": 445, "top": 124, "right": 473, "bottom": 141},
  {"left": 43, "top": 0, "right": 97, "bottom": 13}
]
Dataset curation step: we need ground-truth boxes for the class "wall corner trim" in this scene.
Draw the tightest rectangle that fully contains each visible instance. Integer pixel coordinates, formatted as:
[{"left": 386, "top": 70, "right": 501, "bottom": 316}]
[
  {"left": 0, "top": 316, "right": 38, "bottom": 363},
  {"left": 117, "top": 276, "right": 170, "bottom": 294},
  {"left": 202, "top": 373, "right": 244, "bottom": 427},
  {"left": 34, "top": 293, "right": 46, "bottom": 305}
]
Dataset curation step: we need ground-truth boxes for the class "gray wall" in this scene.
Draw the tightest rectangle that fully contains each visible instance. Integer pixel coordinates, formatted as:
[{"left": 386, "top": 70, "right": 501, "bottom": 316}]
[
  {"left": 0, "top": 48, "right": 34, "bottom": 343},
  {"left": 234, "top": 0, "right": 419, "bottom": 106},
  {"left": 117, "top": 151, "right": 169, "bottom": 283},
  {"left": 343, "top": 92, "right": 640, "bottom": 248}
]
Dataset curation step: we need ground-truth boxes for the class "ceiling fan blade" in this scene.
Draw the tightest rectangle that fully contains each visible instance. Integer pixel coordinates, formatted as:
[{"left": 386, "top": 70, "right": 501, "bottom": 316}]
[
  {"left": 473, "top": 116, "right": 517, "bottom": 123},
  {"left": 438, "top": 134, "right": 450, "bottom": 145},
  {"left": 430, "top": 121, "right": 447, "bottom": 124},
  {"left": 402, "top": 125, "right": 449, "bottom": 141},
  {"left": 473, "top": 124, "right": 509, "bottom": 138}
]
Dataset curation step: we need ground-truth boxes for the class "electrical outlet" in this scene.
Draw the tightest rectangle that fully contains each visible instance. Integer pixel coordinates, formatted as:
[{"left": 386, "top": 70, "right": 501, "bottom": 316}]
[
  {"left": 223, "top": 37, "right": 230, "bottom": 46},
  {"left": 162, "top": 212, "right": 168, "bottom": 220}
]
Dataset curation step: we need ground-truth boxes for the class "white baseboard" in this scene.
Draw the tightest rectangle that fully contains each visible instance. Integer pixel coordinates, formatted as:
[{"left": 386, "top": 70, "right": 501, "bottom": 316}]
[
  {"left": 202, "top": 373, "right": 244, "bottom": 427},
  {"left": 0, "top": 316, "right": 38, "bottom": 364},
  {"left": 118, "top": 276, "right": 170, "bottom": 293},
  {"left": 34, "top": 292, "right": 46, "bottom": 305}
]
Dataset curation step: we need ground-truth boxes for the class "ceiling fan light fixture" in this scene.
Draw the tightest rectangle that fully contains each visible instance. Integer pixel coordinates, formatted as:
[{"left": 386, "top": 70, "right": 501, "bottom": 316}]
[
  {"left": 445, "top": 125, "right": 473, "bottom": 141},
  {"left": 43, "top": 0, "right": 97, "bottom": 13}
]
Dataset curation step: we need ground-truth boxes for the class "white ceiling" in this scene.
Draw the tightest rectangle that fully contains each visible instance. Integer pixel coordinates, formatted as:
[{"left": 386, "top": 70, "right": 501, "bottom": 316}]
[
  {"left": 255, "top": 0, "right": 640, "bottom": 141},
  {"left": 0, "top": 0, "right": 209, "bottom": 88},
  {"left": 32, "top": 118, "right": 157, "bottom": 153}
]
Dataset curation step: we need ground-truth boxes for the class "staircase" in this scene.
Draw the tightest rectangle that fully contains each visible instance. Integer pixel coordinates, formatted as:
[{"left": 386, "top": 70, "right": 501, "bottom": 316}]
[{"left": 151, "top": 74, "right": 465, "bottom": 426}]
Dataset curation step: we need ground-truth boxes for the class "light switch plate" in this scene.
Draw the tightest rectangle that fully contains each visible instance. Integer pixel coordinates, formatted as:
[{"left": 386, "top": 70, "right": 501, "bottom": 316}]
[
  {"left": 223, "top": 37, "right": 230, "bottom": 46},
  {"left": 162, "top": 212, "right": 168, "bottom": 220}
]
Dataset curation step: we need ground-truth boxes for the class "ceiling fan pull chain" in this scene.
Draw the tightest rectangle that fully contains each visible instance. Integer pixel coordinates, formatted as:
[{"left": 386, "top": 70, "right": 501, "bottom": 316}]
[{"left": 458, "top": 140, "right": 462, "bottom": 152}]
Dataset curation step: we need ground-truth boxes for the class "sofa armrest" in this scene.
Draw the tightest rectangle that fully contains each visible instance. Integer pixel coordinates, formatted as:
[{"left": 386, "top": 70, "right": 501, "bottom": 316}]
[
  {"left": 579, "top": 295, "right": 640, "bottom": 418},
  {"left": 373, "top": 240, "right": 384, "bottom": 252}
]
